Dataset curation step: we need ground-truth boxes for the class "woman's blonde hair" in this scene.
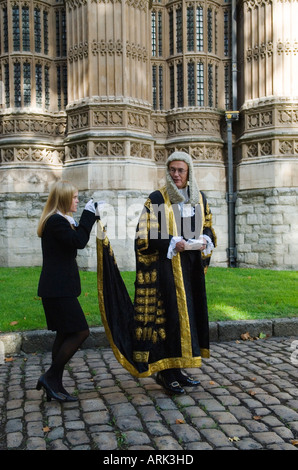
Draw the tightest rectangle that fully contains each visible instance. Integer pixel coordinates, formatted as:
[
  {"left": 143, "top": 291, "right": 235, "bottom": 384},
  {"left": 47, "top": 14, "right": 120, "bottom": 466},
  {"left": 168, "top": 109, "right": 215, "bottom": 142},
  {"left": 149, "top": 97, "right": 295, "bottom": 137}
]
[{"left": 37, "top": 180, "right": 78, "bottom": 237}]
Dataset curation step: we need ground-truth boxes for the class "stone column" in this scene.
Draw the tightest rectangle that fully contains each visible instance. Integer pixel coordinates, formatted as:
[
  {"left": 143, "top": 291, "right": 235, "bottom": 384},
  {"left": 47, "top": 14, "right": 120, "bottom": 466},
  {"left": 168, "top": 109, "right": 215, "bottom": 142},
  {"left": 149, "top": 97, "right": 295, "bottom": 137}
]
[
  {"left": 64, "top": 0, "right": 155, "bottom": 269},
  {"left": 236, "top": 0, "right": 298, "bottom": 269}
]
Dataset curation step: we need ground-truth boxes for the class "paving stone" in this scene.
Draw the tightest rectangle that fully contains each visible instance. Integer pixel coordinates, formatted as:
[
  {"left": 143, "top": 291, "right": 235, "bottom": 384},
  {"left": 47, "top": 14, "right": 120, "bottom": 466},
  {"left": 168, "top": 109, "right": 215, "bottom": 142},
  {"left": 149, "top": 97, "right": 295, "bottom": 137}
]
[{"left": 1, "top": 335, "right": 298, "bottom": 451}]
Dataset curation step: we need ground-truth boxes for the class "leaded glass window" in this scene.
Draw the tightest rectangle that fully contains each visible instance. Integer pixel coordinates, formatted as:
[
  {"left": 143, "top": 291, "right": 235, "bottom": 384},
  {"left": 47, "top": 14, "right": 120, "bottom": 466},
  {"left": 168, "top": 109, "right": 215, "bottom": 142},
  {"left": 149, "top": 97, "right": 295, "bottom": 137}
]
[
  {"left": 34, "top": 8, "right": 41, "bottom": 53},
  {"left": 63, "top": 65, "right": 67, "bottom": 107},
  {"left": 14, "top": 62, "right": 21, "bottom": 107},
  {"left": 152, "top": 65, "right": 157, "bottom": 108},
  {"left": 187, "top": 6, "right": 194, "bottom": 52},
  {"left": 3, "top": 8, "right": 8, "bottom": 52},
  {"left": 56, "top": 11, "right": 60, "bottom": 56},
  {"left": 22, "top": 7, "right": 30, "bottom": 51},
  {"left": 23, "top": 62, "right": 31, "bottom": 107},
  {"left": 35, "top": 64, "right": 42, "bottom": 107},
  {"left": 44, "top": 11, "right": 49, "bottom": 55},
  {"left": 152, "top": 12, "right": 156, "bottom": 56},
  {"left": 45, "top": 66, "right": 50, "bottom": 109},
  {"left": 225, "top": 64, "right": 231, "bottom": 109},
  {"left": 56, "top": 9, "right": 67, "bottom": 57},
  {"left": 57, "top": 65, "right": 61, "bottom": 110},
  {"left": 177, "top": 62, "right": 183, "bottom": 108},
  {"left": 197, "top": 63, "right": 204, "bottom": 106},
  {"left": 62, "top": 10, "right": 67, "bottom": 57},
  {"left": 196, "top": 7, "right": 203, "bottom": 51},
  {"left": 12, "top": 6, "right": 20, "bottom": 51},
  {"left": 188, "top": 62, "right": 195, "bottom": 106},
  {"left": 170, "top": 65, "right": 174, "bottom": 108},
  {"left": 4, "top": 63, "right": 10, "bottom": 107},
  {"left": 208, "top": 63, "right": 213, "bottom": 107},
  {"left": 158, "top": 65, "right": 163, "bottom": 109},
  {"left": 158, "top": 11, "right": 162, "bottom": 56},
  {"left": 57, "top": 64, "right": 68, "bottom": 110},
  {"left": 152, "top": 65, "right": 163, "bottom": 110},
  {"left": 169, "top": 11, "right": 173, "bottom": 55},
  {"left": 224, "top": 10, "right": 230, "bottom": 56},
  {"left": 176, "top": 8, "right": 182, "bottom": 53},
  {"left": 207, "top": 8, "right": 212, "bottom": 53}
]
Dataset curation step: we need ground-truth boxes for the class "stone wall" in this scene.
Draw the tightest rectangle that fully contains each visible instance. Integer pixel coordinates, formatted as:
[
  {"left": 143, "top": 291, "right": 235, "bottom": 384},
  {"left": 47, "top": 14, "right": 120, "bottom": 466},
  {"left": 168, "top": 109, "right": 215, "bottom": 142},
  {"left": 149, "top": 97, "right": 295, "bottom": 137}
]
[
  {"left": 0, "top": 188, "right": 227, "bottom": 272},
  {"left": 236, "top": 188, "right": 298, "bottom": 270}
]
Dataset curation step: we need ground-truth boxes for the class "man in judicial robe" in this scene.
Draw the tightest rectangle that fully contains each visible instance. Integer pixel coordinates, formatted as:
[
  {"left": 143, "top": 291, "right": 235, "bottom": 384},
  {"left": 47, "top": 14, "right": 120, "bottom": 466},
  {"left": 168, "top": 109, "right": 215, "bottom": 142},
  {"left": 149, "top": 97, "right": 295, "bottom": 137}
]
[{"left": 97, "top": 151, "right": 216, "bottom": 394}]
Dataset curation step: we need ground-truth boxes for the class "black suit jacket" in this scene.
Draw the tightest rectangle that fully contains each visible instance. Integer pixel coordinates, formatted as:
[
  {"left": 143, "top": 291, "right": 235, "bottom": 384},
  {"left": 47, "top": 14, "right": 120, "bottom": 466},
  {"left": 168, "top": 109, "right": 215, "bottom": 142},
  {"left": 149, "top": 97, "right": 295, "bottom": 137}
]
[{"left": 38, "top": 210, "right": 96, "bottom": 298}]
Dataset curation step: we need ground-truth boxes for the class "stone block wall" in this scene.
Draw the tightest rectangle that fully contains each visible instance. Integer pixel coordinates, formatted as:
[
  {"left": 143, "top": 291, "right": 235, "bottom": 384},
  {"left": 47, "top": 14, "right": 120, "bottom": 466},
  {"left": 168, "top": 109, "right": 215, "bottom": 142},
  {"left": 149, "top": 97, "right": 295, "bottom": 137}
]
[
  {"left": 235, "top": 188, "right": 298, "bottom": 269},
  {"left": 0, "top": 188, "right": 227, "bottom": 272}
]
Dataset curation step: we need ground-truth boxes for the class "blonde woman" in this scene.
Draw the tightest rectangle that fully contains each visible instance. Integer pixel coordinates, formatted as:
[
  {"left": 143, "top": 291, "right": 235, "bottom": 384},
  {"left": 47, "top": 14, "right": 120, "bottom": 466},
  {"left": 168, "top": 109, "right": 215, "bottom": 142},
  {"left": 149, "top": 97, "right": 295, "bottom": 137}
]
[{"left": 36, "top": 180, "right": 98, "bottom": 402}]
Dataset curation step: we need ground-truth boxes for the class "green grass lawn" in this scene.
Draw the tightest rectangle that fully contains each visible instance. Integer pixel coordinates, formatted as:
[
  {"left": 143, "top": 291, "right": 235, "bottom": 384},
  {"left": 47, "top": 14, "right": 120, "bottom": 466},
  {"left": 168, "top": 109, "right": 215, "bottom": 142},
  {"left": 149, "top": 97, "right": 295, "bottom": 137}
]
[{"left": 0, "top": 266, "right": 297, "bottom": 333}]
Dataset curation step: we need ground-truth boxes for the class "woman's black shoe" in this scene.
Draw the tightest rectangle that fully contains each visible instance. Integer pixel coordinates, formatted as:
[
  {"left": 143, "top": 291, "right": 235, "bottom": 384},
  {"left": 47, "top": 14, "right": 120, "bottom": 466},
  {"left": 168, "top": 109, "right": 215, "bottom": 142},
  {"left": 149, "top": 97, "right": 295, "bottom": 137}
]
[
  {"left": 36, "top": 375, "right": 67, "bottom": 403},
  {"left": 63, "top": 393, "right": 78, "bottom": 402},
  {"left": 156, "top": 372, "right": 185, "bottom": 395}
]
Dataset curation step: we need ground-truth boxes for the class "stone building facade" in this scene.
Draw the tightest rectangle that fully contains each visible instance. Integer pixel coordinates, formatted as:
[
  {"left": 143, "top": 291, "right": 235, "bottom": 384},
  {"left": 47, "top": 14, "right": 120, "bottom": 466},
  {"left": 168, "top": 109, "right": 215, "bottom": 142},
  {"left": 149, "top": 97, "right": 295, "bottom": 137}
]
[{"left": 0, "top": 0, "right": 297, "bottom": 271}]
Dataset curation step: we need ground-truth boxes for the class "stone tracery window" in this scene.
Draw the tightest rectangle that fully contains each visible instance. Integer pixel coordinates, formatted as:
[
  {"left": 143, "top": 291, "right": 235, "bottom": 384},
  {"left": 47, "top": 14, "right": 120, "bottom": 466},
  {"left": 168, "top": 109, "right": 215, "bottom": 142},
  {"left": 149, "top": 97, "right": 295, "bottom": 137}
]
[
  {"left": 22, "top": 6, "right": 30, "bottom": 52},
  {"left": 12, "top": 5, "right": 20, "bottom": 51},
  {"left": 23, "top": 62, "right": 31, "bottom": 106}
]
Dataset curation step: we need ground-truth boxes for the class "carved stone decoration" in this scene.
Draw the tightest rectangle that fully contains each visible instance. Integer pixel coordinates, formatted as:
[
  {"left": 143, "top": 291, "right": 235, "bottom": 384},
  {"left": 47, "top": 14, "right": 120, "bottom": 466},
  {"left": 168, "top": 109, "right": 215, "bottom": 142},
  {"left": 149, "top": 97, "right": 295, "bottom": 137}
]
[
  {"left": 93, "top": 110, "right": 124, "bottom": 126},
  {"left": 0, "top": 147, "right": 64, "bottom": 164},
  {"left": 91, "top": 39, "right": 123, "bottom": 56},
  {"left": 0, "top": 117, "right": 67, "bottom": 137},
  {"left": 94, "top": 141, "right": 125, "bottom": 157},
  {"left": 130, "top": 142, "right": 151, "bottom": 159}
]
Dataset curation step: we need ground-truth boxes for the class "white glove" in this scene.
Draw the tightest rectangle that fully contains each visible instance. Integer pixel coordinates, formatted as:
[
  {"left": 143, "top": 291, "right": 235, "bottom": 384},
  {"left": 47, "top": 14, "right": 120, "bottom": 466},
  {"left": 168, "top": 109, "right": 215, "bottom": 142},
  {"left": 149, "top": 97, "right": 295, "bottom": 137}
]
[
  {"left": 94, "top": 201, "right": 105, "bottom": 218},
  {"left": 84, "top": 199, "right": 96, "bottom": 213}
]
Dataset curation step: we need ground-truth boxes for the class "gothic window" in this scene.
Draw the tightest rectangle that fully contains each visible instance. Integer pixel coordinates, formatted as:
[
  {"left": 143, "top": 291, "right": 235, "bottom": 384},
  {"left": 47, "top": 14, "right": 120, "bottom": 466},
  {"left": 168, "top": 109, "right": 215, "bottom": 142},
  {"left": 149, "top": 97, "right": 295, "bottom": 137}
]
[
  {"left": 224, "top": 10, "right": 230, "bottom": 57},
  {"left": 45, "top": 65, "right": 50, "bottom": 109},
  {"left": 3, "top": 8, "right": 8, "bottom": 52},
  {"left": 63, "top": 64, "right": 67, "bottom": 107},
  {"left": 34, "top": 8, "right": 41, "bottom": 53},
  {"left": 176, "top": 7, "right": 183, "bottom": 53},
  {"left": 22, "top": 6, "right": 30, "bottom": 51},
  {"left": 56, "top": 11, "right": 60, "bottom": 57},
  {"left": 57, "top": 65, "right": 62, "bottom": 110},
  {"left": 158, "top": 11, "right": 162, "bottom": 56},
  {"left": 152, "top": 64, "right": 164, "bottom": 110},
  {"left": 35, "top": 64, "right": 42, "bottom": 107},
  {"left": 225, "top": 64, "right": 231, "bottom": 109},
  {"left": 57, "top": 64, "right": 68, "bottom": 110},
  {"left": 14, "top": 62, "right": 21, "bottom": 107},
  {"left": 214, "top": 10, "right": 218, "bottom": 55},
  {"left": 197, "top": 62, "right": 204, "bottom": 106},
  {"left": 207, "top": 8, "right": 212, "bottom": 53},
  {"left": 196, "top": 6, "right": 203, "bottom": 51},
  {"left": 62, "top": 10, "right": 67, "bottom": 56},
  {"left": 188, "top": 62, "right": 195, "bottom": 106},
  {"left": 208, "top": 63, "right": 213, "bottom": 107},
  {"left": 56, "top": 9, "right": 67, "bottom": 57},
  {"left": 177, "top": 62, "right": 183, "bottom": 107},
  {"left": 187, "top": 6, "right": 194, "bottom": 52},
  {"left": 169, "top": 10, "right": 173, "bottom": 55},
  {"left": 12, "top": 6, "right": 20, "bottom": 51},
  {"left": 152, "top": 65, "right": 157, "bottom": 107},
  {"left": 44, "top": 11, "right": 49, "bottom": 55},
  {"left": 170, "top": 65, "right": 174, "bottom": 108},
  {"left": 23, "top": 62, "right": 31, "bottom": 107},
  {"left": 159, "top": 65, "right": 163, "bottom": 109},
  {"left": 4, "top": 63, "right": 10, "bottom": 107},
  {"left": 152, "top": 12, "right": 157, "bottom": 56}
]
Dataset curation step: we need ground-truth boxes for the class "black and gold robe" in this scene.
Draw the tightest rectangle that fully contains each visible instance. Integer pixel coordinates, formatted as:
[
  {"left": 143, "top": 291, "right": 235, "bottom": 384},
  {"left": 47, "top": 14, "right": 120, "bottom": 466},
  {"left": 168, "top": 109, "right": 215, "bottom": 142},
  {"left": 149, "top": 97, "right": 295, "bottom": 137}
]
[{"left": 97, "top": 186, "right": 216, "bottom": 377}]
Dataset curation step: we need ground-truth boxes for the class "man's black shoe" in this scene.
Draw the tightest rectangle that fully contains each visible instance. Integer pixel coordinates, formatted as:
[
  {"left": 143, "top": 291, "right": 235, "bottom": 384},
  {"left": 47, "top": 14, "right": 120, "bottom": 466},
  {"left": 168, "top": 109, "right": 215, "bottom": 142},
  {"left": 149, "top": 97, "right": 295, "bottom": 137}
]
[
  {"left": 156, "top": 372, "right": 185, "bottom": 395},
  {"left": 177, "top": 375, "right": 200, "bottom": 387}
]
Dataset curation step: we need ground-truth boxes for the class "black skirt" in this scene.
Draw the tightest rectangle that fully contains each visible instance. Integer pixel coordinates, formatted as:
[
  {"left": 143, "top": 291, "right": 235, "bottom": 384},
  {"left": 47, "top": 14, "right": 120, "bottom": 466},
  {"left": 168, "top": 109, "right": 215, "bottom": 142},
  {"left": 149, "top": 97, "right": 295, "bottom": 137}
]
[{"left": 42, "top": 297, "right": 89, "bottom": 333}]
